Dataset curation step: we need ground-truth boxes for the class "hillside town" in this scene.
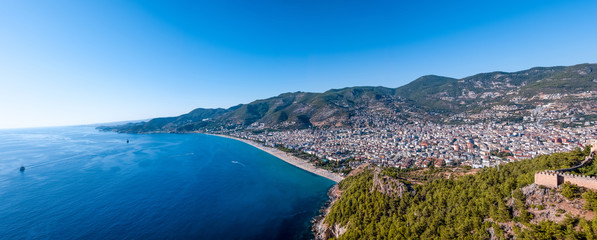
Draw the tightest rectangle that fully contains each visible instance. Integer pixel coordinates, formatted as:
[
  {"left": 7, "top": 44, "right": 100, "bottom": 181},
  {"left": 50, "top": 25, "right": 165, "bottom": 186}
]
[
  {"left": 196, "top": 89, "right": 597, "bottom": 172},
  {"left": 223, "top": 122, "right": 595, "bottom": 170},
  {"left": 208, "top": 97, "right": 597, "bottom": 172}
]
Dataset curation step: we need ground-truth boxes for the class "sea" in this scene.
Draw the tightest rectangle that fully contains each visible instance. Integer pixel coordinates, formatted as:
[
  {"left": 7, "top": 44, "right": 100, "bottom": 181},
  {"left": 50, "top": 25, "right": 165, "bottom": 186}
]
[{"left": 0, "top": 126, "right": 335, "bottom": 240}]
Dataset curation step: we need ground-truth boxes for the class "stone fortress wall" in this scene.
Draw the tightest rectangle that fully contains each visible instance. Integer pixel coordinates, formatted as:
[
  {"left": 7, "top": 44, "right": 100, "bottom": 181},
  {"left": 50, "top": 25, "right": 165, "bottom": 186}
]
[{"left": 534, "top": 141, "right": 597, "bottom": 190}]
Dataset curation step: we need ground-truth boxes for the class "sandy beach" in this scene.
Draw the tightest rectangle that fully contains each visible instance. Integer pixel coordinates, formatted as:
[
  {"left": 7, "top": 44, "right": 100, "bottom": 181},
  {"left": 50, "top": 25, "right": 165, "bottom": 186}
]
[{"left": 206, "top": 134, "right": 344, "bottom": 183}]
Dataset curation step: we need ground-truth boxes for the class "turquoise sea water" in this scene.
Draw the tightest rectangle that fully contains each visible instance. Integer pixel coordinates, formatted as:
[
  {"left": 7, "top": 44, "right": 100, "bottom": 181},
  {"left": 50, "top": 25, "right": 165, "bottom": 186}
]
[{"left": 0, "top": 126, "right": 334, "bottom": 239}]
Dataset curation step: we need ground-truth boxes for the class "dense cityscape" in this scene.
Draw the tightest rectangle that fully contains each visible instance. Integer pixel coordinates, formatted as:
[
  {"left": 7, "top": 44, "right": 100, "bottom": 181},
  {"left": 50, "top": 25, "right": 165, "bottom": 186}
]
[{"left": 214, "top": 101, "right": 597, "bottom": 172}]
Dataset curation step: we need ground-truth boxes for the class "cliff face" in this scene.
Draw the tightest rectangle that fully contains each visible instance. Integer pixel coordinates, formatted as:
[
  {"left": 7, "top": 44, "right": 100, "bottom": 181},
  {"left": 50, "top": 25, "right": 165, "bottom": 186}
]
[
  {"left": 313, "top": 185, "right": 346, "bottom": 240},
  {"left": 314, "top": 167, "right": 407, "bottom": 240},
  {"left": 518, "top": 184, "right": 594, "bottom": 224},
  {"left": 371, "top": 168, "right": 407, "bottom": 198}
]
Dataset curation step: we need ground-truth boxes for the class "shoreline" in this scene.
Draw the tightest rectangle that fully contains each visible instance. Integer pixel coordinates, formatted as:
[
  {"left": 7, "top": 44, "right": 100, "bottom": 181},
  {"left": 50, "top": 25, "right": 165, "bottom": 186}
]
[{"left": 205, "top": 133, "right": 343, "bottom": 183}]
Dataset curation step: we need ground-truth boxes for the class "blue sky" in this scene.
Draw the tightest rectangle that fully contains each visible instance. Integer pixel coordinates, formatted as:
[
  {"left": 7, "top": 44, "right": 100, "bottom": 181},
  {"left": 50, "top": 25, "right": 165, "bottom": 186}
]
[{"left": 1, "top": 0, "right": 596, "bottom": 129}]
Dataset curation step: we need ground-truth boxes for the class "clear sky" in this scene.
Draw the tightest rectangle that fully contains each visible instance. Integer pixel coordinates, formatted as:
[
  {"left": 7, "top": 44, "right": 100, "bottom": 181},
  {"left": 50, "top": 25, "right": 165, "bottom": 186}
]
[{"left": 1, "top": 0, "right": 596, "bottom": 129}]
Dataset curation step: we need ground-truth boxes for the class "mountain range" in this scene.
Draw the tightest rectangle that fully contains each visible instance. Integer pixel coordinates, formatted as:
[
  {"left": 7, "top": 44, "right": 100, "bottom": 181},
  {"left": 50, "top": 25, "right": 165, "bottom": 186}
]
[{"left": 99, "top": 63, "right": 597, "bottom": 133}]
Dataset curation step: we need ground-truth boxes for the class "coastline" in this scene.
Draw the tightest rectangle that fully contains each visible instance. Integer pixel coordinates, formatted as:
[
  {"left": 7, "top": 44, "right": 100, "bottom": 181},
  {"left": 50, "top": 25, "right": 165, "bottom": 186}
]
[{"left": 205, "top": 133, "right": 344, "bottom": 183}]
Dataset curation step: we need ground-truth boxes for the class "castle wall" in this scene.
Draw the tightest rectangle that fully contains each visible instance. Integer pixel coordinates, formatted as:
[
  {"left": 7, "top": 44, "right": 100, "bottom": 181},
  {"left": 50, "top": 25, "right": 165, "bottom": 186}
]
[
  {"left": 556, "top": 152, "right": 594, "bottom": 172},
  {"left": 534, "top": 171, "right": 560, "bottom": 188},
  {"left": 534, "top": 143, "right": 597, "bottom": 190},
  {"left": 560, "top": 173, "right": 597, "bottom": 190},
  {"left": 535, "top": 171, "right": 597, "bottom": 190}
]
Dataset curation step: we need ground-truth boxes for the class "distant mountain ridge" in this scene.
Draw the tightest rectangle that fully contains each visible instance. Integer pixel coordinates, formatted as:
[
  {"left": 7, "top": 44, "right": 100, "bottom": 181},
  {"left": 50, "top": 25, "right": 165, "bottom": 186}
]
[{"left": 99, "top": 63, "right": 597, "bottom": 133}]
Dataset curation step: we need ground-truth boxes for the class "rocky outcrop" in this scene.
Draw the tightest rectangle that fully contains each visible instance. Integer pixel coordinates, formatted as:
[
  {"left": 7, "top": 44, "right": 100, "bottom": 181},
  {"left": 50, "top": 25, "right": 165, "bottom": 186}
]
[
  {"left": 314, "top": 166, "right": 407, "bottom": 239},
  {"left": 314, "top": 221, "right": 347, "bottom": 240},
  {"left": 371, "top": 168, "right": 407, "bottom": 198},
  {"left": 517, "top": 184, "right": 593, "bottom": 223},
  {"left": 313, "top": 185, "right": 347, "bottom": 240}
]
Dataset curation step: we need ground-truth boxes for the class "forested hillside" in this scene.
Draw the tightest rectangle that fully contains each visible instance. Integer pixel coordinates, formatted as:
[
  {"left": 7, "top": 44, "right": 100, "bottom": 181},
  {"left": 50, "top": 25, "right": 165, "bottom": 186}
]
[{"left": 321, "top": 146, "right": 597, "bottom": 239}]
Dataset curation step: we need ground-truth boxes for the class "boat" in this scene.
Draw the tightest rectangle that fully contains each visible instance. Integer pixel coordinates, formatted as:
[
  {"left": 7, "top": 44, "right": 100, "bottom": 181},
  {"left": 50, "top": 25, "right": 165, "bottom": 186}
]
[{"left": 19, "top": 165, "right": 25, "bottom": 172}]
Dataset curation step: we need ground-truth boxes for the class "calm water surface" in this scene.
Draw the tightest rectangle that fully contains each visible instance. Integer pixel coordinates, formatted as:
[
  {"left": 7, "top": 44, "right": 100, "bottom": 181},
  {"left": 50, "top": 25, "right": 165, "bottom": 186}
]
[{"left": 0, "top": 126, "right": 334, "bottom": 239}]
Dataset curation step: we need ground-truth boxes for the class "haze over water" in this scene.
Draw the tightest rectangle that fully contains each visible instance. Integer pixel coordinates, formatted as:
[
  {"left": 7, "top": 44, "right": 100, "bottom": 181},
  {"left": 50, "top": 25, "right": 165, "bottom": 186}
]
[{"left": 0, "top": 126, "right": 334, "bottom": 239}]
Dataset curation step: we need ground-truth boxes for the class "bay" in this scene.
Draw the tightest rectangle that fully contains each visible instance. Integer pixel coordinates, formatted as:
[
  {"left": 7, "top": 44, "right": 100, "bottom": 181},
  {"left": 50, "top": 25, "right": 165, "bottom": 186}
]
[{"left": 0, "top": 126, "right": 334, "bottom": 239}]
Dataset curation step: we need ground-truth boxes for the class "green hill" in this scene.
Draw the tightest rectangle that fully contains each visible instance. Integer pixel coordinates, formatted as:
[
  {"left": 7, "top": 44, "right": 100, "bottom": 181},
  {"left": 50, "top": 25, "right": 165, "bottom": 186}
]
[
  {"left": 320, "top": 146, "right": 596, "bottom": 239},
  {"left": 99, "top": 63, "right": 597, "bottom": 133}
]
